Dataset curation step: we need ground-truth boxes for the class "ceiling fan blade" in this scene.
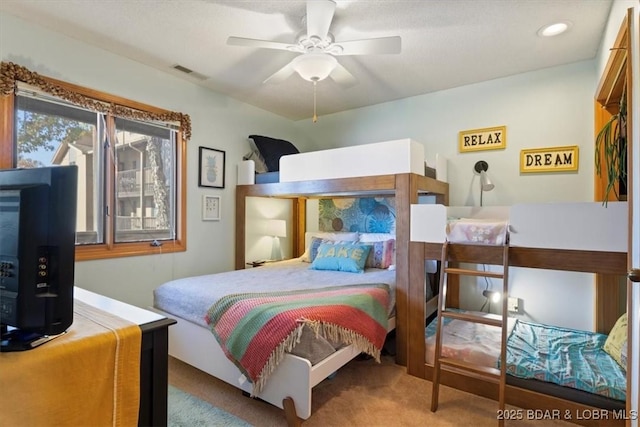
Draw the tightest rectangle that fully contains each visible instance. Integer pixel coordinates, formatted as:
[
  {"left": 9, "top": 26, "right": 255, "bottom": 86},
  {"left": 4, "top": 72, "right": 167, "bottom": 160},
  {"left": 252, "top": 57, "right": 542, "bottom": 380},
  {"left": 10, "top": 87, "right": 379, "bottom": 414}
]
[
  {"left": 331, "top": 36, "right": 402, "bottom": 56},
  {"left": 306, "top": 0, "right": 336, "bottom": 39},
  {"left": 263, "top": 61, "right": 296, "bottom": 84},
  {"left": 227, "top": 36, "right": 301, "bottom": 52},
  {"left": 330, "top": 62, "right": 357, "bottom": 87}
]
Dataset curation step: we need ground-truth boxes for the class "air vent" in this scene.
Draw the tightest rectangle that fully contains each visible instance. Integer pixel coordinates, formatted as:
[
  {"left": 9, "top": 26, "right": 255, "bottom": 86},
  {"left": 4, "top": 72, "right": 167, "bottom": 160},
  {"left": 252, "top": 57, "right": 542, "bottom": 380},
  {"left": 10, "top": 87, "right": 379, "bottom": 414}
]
[{"left": 172, "top": 64, "right": 208, "bottom": 81}]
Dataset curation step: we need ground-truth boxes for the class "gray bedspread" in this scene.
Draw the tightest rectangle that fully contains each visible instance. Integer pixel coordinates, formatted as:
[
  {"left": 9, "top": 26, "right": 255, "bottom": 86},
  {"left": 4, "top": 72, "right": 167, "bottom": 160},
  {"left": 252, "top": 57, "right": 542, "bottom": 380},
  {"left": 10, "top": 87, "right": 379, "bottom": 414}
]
[
  {"left": 153, "top": 258, "right": 396, "bottom": 364},
  {"left": 153, "top": 258, "right": 396, "bottom": 328}
]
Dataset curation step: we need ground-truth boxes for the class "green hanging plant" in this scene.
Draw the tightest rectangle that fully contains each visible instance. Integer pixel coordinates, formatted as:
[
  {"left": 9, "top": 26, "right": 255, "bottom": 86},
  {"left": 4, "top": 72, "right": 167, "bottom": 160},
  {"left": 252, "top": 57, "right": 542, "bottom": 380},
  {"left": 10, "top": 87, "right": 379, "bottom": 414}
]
[{"left": 595, "top": 82, "right": 627, "bottom": 204}]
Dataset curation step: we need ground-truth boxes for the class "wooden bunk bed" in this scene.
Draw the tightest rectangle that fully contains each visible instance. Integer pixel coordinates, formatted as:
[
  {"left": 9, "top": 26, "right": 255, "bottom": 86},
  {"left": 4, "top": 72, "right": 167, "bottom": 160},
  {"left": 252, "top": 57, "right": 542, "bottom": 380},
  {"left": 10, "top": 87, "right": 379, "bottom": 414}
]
[
  {"left": 235, "top": 172, "right": 448, "bottom": 364},
  {"left": 408, "top": 203, "right": 629, "bottom": 427},
  {"left": 235, "top": 139, "right": 450, "bottom": 370},
  {"left": 155, "top": 139, "right": 449, "bottom": 425}
]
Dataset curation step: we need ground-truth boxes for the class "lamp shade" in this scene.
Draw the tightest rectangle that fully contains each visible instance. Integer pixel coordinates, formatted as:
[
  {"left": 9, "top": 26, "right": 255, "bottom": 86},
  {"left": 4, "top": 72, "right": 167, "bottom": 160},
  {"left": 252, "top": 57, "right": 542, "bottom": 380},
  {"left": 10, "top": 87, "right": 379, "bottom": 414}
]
[
  {"left": 265, "top": 219, "right": 287, "bottom": 238},
  {"left": 292, "top": 52, "right": 337, "bottom": 82},
  {"left": 480, "top": 170, "right": 494, "bottom": 192}
]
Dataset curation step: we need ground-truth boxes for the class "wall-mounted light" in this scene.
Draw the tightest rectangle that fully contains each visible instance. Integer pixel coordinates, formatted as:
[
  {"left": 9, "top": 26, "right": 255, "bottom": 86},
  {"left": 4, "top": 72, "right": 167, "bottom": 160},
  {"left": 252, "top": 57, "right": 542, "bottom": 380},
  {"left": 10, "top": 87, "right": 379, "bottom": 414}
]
[
  {"left": 474, "top": 160, "right": 494, "bottom": 206},
  {"left": 482, "top": 289, "right": 501, "bottom": 303},
  {"left": 480, "top": 289, "right": 501, "bottom": 313}
]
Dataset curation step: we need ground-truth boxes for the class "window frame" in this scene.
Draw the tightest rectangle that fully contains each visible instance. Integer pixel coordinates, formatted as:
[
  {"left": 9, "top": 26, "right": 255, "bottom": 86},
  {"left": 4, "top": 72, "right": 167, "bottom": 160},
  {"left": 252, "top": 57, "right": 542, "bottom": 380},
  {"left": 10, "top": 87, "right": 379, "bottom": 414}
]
[{"left": 0, "top": 75, "right": 187, "bottom": 261}]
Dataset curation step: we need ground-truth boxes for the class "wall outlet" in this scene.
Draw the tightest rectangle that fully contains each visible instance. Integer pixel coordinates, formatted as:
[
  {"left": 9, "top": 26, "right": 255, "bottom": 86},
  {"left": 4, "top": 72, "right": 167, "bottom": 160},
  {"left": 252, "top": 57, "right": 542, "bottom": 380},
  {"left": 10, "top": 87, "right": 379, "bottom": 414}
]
[{"left": 507, "top": 297, "right": 520, "bottom": 313}]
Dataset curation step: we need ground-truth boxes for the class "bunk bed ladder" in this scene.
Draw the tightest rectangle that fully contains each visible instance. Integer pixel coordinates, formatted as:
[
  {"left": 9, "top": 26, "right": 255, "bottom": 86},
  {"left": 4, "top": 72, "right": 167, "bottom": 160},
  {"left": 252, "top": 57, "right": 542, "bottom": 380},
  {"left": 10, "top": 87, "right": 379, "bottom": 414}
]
[{"left": 430, "top": 241, "right": 510, "bottom": 426}]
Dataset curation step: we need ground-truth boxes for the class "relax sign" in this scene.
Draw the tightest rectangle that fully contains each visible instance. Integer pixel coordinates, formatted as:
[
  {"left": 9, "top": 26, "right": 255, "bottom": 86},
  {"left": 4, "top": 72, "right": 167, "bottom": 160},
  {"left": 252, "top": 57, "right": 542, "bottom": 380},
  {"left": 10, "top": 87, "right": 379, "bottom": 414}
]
[
  {"left": 520, "top": 146, "right": 579, "bottom": 173},
  {"left": 459, "top": 126, "right": 506, "bottom": 152}
]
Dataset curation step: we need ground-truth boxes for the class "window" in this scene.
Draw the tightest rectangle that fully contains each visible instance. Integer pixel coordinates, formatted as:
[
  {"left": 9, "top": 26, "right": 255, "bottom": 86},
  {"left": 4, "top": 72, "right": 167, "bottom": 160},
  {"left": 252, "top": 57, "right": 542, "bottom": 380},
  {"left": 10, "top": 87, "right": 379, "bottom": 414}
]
[{"left": 0, "top": 62, "right": 190, "bottom": 260}]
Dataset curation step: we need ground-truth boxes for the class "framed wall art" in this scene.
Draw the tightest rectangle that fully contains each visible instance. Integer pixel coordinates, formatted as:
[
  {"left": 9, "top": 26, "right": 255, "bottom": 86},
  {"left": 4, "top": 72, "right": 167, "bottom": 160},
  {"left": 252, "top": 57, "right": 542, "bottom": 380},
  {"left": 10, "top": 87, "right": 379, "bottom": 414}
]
[
  {"left": 520, "top": 145, "right": 579, "bottom": 173},
  {"left": 202, "top": 195, "right": 221, "bottom": 221},
  {"left": 458, "top": 125, "right": 507, "bottom": 153},
  {"left": 198, "top": 147, "right": 225, "bottom": 188}
]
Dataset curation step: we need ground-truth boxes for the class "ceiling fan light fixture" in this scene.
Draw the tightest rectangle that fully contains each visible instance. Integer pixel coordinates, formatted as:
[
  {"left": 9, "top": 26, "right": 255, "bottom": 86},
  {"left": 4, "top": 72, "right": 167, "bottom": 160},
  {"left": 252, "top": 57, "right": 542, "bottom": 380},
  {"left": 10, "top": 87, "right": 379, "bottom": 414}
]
[{"left": 292, "top": 52, "right": 337, "bottom": 82}]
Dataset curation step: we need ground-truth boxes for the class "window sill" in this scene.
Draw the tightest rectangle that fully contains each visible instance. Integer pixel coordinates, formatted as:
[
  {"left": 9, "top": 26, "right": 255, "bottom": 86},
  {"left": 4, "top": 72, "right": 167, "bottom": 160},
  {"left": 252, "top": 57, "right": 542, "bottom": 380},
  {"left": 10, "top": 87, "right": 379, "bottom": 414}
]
[{"left": 75, "top": 240, "right": 186, "bottom": 261}]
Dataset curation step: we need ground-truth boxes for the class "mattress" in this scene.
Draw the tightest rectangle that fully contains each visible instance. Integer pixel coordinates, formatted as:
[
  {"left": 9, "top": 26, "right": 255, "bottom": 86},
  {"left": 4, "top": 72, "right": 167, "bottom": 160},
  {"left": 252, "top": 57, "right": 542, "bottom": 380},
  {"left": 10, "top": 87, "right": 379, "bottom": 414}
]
[
  {"left": 503, "top": 320, "right": 626, "bottom": 402},
  {"left": 425, "top": 309, "right": 515, "bottom": 366},
  {"left": 255, "top": 171, "right": 279, "bottom": 184},
  {"left": 425, "top": 312, "right": 626, "bottom": 404},
  {"left": 154, "top": 258, "right": 396, "bottom": 327},
  {"left": 154, "top": 258, "right": 396, "bottom": 364}
]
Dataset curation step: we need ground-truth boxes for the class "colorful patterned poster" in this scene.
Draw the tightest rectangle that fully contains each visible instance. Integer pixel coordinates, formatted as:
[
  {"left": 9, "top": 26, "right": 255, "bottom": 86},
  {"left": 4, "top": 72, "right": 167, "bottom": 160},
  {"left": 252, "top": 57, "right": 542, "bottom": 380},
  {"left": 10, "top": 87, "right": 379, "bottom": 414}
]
[{"left": 318, "top": 197, "right": 395, "bottom": 233}]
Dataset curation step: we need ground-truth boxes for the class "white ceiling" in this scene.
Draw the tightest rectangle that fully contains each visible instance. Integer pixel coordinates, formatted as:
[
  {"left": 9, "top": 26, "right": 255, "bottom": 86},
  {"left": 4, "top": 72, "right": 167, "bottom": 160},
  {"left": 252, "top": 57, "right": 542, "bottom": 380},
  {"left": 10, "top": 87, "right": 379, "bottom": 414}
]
[{"left": 0, "top": 0, "right": 613, "bottom": 121}]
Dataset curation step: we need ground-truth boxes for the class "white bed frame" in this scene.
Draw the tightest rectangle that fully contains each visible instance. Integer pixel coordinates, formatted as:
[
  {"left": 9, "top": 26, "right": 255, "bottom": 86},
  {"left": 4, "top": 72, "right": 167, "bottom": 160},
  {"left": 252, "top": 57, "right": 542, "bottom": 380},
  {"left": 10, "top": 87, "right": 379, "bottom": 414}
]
[
  {"left": 237, "top": 138, "right": 448, "bottom": 185},
  {"left": 155, "top": 308, "right": 395, "bottom": 421},
  {"left": 410, "top": 202, "right": 628, "bottom": 251}
]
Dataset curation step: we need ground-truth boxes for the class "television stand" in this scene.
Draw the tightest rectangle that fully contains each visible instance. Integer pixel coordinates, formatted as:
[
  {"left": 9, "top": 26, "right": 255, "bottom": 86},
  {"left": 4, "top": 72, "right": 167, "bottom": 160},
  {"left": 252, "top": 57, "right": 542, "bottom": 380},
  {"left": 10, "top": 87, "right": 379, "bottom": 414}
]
[{"left": 0, "top": 327, "right": 66, "bottom": 352}]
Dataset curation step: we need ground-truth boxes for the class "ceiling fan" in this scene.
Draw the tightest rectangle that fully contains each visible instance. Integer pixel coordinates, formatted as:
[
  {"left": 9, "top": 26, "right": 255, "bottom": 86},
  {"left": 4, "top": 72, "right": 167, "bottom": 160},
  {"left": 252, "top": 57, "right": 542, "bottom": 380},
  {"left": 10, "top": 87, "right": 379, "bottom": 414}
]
[{"left": 227, "top": 0, "right": 402, "bottom": 87}]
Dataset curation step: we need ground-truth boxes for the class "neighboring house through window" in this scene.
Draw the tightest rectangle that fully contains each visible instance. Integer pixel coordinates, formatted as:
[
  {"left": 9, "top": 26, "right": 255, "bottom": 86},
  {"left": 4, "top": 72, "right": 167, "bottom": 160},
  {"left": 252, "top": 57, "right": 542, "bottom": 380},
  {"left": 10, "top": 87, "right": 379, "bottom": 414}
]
[{"left": 0, "top": 62, "right": 190, "bottom": 260}]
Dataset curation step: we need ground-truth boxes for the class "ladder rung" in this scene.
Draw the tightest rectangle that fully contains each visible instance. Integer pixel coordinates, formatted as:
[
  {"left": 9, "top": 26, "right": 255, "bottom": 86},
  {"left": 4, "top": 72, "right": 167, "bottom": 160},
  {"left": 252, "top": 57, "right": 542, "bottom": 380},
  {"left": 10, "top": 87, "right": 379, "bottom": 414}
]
[
  {"left": 439, "top": 358, "right": 502, "bottom": 382},
  {"left": 444, "top": 267, "right": 504, "bottom": 279},
  {"left": 441, "top": 310, "right": 504, "bottom": 327},
  {"left": 433, "top": 241, "right": 510, "bottom": 417}
]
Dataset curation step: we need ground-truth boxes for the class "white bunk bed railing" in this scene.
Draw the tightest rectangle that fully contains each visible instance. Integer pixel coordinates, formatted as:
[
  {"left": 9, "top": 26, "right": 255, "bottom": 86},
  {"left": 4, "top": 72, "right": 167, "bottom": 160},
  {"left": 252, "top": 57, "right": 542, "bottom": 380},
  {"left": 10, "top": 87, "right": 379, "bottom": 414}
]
[
  {"left": 237, "top": 138, "right": 448, "bottom": 185},
  {"left": 509, "top": 202, "right": 627, "bottom": 252},
  {"left": 411, "top": 202, "right": 627, "bottom": 252}
]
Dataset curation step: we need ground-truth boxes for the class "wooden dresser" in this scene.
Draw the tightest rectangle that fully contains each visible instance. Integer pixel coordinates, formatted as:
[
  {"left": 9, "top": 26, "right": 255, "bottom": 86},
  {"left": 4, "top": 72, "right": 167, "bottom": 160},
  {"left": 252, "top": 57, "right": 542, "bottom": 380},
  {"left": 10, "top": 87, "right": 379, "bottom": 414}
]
[{"left": 75, "top": 288, "right": 176, "bottom": 427}]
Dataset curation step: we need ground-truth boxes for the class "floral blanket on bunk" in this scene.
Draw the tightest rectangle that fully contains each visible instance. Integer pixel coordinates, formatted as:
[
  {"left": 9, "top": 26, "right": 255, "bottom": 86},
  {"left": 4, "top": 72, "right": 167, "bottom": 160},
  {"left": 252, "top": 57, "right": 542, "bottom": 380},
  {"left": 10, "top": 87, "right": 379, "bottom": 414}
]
[
  {"left": 503, "top": 320, "right": 627, "bottom": 401},
  {"left": 205, "top": 283, "right": 390, "bottom": 395}
]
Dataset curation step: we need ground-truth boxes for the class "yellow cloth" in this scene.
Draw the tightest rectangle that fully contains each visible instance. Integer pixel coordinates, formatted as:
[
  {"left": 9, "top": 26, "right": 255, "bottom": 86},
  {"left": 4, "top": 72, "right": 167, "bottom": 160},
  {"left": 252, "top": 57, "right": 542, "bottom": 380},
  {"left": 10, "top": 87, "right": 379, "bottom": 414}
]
[{"left": 0, "top": 299, "right": 142, "bottom": 427}]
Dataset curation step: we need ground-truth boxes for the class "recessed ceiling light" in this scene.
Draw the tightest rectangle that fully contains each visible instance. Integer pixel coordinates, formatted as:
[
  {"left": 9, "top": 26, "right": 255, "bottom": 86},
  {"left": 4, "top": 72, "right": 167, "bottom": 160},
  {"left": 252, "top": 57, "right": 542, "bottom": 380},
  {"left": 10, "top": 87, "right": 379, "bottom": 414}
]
[{"left": 538, "top": 21, "right": 572, "bottom": 37}]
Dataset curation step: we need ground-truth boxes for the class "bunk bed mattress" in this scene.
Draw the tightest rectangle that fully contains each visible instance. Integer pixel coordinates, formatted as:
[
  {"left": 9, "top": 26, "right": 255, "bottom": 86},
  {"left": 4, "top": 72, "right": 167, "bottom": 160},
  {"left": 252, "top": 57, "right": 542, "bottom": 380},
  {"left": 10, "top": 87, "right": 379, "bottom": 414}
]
[
  {"left": 425, "top": 311, "right": 516, "bottom": 366},
  {"left": 425, "top": 313, "right": 626, "bottom": 404},
  {"left": 503, "top": 320, "right": 626, "bottom": 402}
]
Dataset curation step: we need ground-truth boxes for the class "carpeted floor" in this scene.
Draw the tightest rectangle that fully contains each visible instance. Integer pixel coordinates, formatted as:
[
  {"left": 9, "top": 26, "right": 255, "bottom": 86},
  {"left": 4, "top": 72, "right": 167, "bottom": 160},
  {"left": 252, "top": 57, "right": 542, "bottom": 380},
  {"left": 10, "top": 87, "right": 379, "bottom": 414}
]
[
  {"left": 168, "top": 384, "right": 252, "bottom": 427},
  {"left": 168, "top": 355, "right": 574, "bottom": 427}
]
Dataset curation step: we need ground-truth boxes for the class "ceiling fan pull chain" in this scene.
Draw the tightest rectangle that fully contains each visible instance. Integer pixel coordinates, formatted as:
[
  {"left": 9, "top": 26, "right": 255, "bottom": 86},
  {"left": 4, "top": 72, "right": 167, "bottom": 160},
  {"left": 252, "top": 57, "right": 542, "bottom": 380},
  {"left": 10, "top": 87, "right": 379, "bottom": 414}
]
[{"left": 313, "top": 80, "right": 318, "bottom": 123}]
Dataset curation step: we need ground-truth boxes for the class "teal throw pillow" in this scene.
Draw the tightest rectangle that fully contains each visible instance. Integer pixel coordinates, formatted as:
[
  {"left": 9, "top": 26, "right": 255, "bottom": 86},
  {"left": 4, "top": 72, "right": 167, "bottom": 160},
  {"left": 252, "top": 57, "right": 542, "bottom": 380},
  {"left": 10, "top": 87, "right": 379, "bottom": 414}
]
[{"left": 310, "top": 242, "right": 371, "bottom": 273}]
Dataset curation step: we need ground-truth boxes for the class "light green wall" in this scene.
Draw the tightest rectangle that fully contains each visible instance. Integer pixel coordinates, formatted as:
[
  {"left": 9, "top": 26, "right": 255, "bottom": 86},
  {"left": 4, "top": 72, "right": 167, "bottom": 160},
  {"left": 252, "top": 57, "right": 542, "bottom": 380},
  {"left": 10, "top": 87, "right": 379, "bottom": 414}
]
[
  {"left": 294, "top": 60, "right": 596, "bottom": 207},
  {"left": 0, "top": 11, "right": 307, "bottom": 308},
  {"left": 1, "top": 4, "right": 630, "bottom": 332}
]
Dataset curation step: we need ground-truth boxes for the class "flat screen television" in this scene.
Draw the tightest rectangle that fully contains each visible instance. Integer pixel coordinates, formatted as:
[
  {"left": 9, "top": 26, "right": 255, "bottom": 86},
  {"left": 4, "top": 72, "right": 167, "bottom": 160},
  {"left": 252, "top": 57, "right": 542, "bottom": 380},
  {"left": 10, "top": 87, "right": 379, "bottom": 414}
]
[{"left": 0, "top": 165, "right": 78, "bottom": 351}]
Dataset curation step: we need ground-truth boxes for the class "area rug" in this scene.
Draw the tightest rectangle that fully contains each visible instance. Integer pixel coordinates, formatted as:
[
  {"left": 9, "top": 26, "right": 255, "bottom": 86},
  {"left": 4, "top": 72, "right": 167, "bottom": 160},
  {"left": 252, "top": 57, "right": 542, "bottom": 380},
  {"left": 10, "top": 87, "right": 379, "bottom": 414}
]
[{"left": 168, "top": 385, "right": 253, "bottom": 427}]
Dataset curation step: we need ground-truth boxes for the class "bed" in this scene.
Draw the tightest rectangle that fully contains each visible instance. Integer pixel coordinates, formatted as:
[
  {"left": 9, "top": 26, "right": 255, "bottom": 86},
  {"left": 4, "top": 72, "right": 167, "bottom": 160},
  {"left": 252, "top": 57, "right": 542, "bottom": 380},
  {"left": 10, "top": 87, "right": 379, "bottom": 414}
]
[
  {"left": 236, "top": 138, "right": 449, "bottom": 367},
  {"left": 424, "top": 310, "right": 627, "bottom": 410},
  {"left": 154, "top": 257, "right": 396, "bottom": 421},
  {"left": 408, "top": 202, "right": 630, "bottom": 426},
  {"left": 159, "top": 139, "right": 450, "bottom": 424}
]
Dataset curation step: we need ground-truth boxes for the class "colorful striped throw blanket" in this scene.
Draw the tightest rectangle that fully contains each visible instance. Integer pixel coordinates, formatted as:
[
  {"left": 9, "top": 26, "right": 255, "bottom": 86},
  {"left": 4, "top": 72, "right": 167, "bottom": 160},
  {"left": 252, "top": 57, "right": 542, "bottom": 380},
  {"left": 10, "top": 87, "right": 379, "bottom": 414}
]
[{"left": 205, "top": 283, "right": 391, "bottom": 395}]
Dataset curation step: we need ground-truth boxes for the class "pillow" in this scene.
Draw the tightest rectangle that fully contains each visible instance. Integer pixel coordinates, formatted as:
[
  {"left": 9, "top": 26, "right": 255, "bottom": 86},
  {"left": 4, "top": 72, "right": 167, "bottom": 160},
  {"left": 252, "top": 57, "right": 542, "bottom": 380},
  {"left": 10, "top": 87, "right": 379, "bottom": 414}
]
[
  {"left": 359, "top": 233, "right": 396, "bottom": 267},
  {"left": 310, "top": 242, "right": 371, "bottom": 273},
  {"left": 358, "top": 233, "right": 395, "bottom": 243},
  {"left": 361, "top": 239, "right": 395, "bottom": 269},
  {"left": 306, "top": 236, "right": 329, "bottom": 263},
  {"left": 301, "top": 231, "right": 360, "bottom": 262},
  {"left": 249, "top": 135, "right": 299, "bottom": 172},
  {"left": 603, "top": 312, "right": 627, "bottom": 370},
  {"left": 242, "top": 150, "right": 268, "bottom": 174}
]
